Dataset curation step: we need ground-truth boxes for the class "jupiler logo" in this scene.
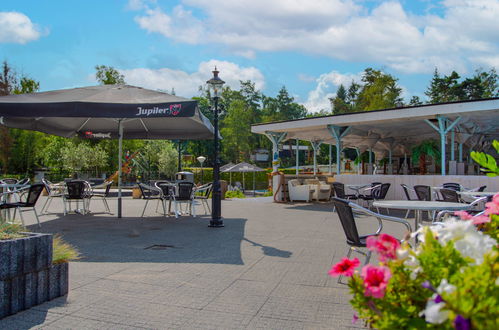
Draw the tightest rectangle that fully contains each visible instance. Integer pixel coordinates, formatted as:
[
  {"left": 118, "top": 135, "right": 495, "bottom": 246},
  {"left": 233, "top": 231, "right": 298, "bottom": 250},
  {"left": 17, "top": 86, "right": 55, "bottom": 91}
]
[{"left": 136, "top": 104, "right": 182, "bottom": 116}]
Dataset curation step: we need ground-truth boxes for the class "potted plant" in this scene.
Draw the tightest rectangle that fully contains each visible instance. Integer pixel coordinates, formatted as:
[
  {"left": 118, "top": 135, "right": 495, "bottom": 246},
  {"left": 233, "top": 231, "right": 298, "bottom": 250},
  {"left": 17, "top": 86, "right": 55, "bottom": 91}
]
[
  {"left": 328, "top": 193, "right": 499, "bottom": 329},
  {"left": 412, "top": 140, "right": 441, "bottom": 175},
  {"left": 0, "top": 224, "right": 79, "bottom": 319}
]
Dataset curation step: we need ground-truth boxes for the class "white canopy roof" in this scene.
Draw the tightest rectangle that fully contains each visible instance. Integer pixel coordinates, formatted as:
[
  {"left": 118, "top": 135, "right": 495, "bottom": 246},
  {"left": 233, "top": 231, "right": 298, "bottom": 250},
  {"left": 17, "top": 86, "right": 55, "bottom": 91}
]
[{"left": 251, "top": 98, "right": 499, "bottom": 156}]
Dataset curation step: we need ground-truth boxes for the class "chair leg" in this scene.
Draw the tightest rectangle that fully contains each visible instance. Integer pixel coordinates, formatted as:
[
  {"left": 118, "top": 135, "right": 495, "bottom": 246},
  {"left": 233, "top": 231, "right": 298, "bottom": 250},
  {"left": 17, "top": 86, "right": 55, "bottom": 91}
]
[
  {"left": 41, "top": 197, "right": 49, "bottom": 214},
  {"left": 141, "top": 199, "right": 149, "bottom": 217},
  {"left": 174, "top": 202, "right": 178, "bottom": 219},
  {"left": 103, "top": 198, "right": 111, "bottom": 213},
  {"left": 191, "top": 201, "right": 196, "bottom": 217},
  {"left": 338, "top": 247, "right": 354, "bottom": 284},
  {"left": 404, "top": 209, "right": 410, "bottom": 218},
  {"left": 33, "top": 208, "right": 41, "bottom": 228},
  {"left": 18, "top": 207, "right": 25, "bottom": 226},
  {"left": 63, "top": 197, "right": 67, "bottom": 216}
]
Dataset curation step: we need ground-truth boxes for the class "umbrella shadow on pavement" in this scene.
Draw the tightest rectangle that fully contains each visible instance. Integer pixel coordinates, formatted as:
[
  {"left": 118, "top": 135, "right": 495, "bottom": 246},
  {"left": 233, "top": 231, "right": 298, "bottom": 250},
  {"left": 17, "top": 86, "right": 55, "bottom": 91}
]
[{"left": 243, "top": 238, "right": 292, "bottom": 258}]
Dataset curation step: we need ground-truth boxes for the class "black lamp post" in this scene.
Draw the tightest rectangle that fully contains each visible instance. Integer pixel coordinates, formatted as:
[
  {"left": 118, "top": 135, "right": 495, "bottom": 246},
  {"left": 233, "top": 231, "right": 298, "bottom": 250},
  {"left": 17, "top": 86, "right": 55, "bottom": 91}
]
[{"left": 207, "top": 67, "right": 225, "bottom": 227}]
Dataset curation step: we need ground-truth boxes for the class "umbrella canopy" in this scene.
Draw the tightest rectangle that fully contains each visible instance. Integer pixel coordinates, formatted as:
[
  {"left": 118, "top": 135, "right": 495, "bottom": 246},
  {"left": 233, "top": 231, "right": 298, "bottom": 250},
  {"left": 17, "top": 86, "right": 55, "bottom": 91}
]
[
  {"left": 221, "top": 162, "right": 265, "bottom": 173},
  {"left": 220, "top": 163, "right": 235, "bottom": 172},
  {"left": 0, "top": 84, "right": 215, "bottom": 218},
  {"left": 0, "top": 85, "right": 214, "bottom": 139}
]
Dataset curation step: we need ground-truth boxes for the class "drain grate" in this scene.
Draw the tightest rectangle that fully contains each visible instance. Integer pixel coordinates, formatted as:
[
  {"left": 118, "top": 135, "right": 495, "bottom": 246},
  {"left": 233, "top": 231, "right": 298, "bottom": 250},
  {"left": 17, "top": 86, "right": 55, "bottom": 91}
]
[{"left": 144, "top": 244, "right": 175, "bottom": 250}]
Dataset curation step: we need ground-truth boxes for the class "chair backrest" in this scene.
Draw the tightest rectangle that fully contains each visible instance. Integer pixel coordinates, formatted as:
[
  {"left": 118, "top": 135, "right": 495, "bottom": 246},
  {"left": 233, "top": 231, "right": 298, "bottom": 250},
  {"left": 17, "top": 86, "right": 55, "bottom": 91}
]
[
  {"left": 331, "top": 197, "right": 362, "bottom": 246},
  {"left": 17, "top": 178, "right": 30, "bottom": 185},
  {"left": 478, "top": 185, "right": 487, "bottom": 192},
  {"left": 103, "top": 181, "right": 113, "bottom": 196},
  {"left": 65, "top": 181, "right": 87, "bottom": 199},
  {"left": 203, "top": 184, "right": 213, "bottom": 197},
  {"left": 443, "top": 182, "right": 461, "bottom": 191},
  {"left": 1, "top": 178, "right": 18, "bottom": 184},
  {"left": 155, "top": 181, "right": 175, "bottom": 198},
  {"left": 401, "top": 184, "right": 413, "bottom": 200},
  {"left": 41, "top": 178, "right": 52, "bottom": 194},
  {"left": 440, "top": 188, "right": 459, "bottom": 203},
  {"left": 24, "top": 183, "right": 45, "bottom": 207},
  {"left": 177, "top": 182, "right": 194, "bottom": 200},
  {"left": 138, "top": 183, "right": 159, "bottom": 199},
  {"left": 332, "top": 182, "right": 347, "bottom": 198},
  {"left": 414, "top": 185, "right": 431, "bottom": 201},
  {"left": 375, "top": 183, "right": 390, "bottom": 200}
]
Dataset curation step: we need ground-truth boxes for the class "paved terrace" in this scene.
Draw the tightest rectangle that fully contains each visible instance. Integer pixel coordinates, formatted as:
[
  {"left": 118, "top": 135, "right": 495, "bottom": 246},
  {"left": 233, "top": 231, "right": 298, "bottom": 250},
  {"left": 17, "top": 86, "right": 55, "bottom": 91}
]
[{"left": 1, "top": 196, "right": 407, "bottom": 329}]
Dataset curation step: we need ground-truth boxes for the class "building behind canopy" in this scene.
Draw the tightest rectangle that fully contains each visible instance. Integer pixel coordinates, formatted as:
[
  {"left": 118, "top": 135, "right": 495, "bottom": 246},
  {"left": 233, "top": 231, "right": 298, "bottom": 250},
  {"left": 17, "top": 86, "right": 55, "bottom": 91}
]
[{"left": 251, "top": 98, "right": 499, "bottom": 200}]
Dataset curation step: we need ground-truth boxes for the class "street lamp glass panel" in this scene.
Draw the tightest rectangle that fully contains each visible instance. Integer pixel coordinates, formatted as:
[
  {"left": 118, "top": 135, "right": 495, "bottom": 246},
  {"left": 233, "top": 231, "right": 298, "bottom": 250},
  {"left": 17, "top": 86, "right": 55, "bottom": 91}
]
[{"left": 206, "top": 68, "right": 225, "bottom": 98}]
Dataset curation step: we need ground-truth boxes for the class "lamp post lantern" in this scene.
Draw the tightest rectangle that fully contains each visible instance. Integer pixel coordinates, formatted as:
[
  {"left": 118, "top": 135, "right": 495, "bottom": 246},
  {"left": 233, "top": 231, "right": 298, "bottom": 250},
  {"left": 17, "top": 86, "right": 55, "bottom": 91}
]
[
  {"left": 197, "top": 155, "right": 206, "bottom": 184},
  {"left": 206, "top": 67, "right": 225, "bottom": 227}
]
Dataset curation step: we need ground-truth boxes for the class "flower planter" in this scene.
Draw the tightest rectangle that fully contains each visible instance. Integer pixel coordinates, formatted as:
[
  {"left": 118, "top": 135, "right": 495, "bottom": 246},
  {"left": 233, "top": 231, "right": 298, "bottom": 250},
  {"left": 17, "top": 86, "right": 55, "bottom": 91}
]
[{"left": 0, "top": 233, "right": 69, "bottom": 319}]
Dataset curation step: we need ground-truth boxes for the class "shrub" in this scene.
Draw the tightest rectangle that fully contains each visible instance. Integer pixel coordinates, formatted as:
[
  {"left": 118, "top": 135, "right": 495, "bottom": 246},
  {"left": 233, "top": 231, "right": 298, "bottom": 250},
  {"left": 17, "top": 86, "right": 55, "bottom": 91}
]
[
  {"left": 52, "top": 235, "right": 80, "bottom": 264},
  {"left": 224, "top": 190, "right": 245, "bottom": 199},
  {"left": 0, "top": 223, "right": 25, "bottom": 240}
]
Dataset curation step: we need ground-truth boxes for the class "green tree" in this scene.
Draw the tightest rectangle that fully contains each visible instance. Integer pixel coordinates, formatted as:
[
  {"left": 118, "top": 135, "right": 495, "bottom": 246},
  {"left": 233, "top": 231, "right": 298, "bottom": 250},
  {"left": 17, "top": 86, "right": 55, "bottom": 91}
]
[
  {"left": 221, "top": 99, "right": 253, "bottom": 162},
  {"left": 425, "top": 69, "right": 461, "bottom": 103},
  {"left": 355, "top": 68, "right": 403, "bottom": 111},
  {"left": 330, "top": 84, "right": 350, "bottom": 114},
  {"left": 157, "top": 142, "right": 178, "bottom": 178},
  {"left": 95, "top": 65, "right": 125, "bottom": 85},
  {"left": 408, "top": 96, "right": 423, "bottom": 106}
]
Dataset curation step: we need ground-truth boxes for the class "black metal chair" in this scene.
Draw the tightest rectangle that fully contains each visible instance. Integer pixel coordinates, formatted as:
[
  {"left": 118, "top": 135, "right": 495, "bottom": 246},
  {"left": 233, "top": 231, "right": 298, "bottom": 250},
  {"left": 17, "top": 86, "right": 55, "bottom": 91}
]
[
  {"left": 88, "top": 181, "right": 113, "bottom": 214},
  {"left": 359, "top": 183, "right": 390, "bottom": 211},
  {"left": 439, "top": 188, "right": 460, "bottom": 203},
  {"left": 331, "top": 197, "right": 411, "bottom": 284},
  {"left": 0, "top": 183, "right": 44, "bottom": 227},
  {"left": 139, "top": 183, "right": 164, "bottom": 217},
  {"left": 194, "top": 183, "right": 213, "bottom": 214},
  {"left": 400, "top": 184, "right": 416, "bottom": 218},
  {"left": 0, "top": 178, "right": 18, "bottom": 185},
  {"left": 443, "top": 182, "right": 461, "bottom": 191},
  {"left": 414, "top": 185, "right": 432, "bottom": 201},
  {"left": 63, "top": 180, "right": 91, "bottom": 215},
  {"left": 478, "top": 185, "right": 487, "bottom": 192},
  {"left": 171, "top": 182, "right": 196, "bottom": 218},
  {"left": 332, "top": 182, "right": 358, "bottom": 200},
  {"left": 155, "top": 181, "right": 176, "bottom": 216},
  {"left": 41, "top": 178, "right": 65, "bottom": 214}
]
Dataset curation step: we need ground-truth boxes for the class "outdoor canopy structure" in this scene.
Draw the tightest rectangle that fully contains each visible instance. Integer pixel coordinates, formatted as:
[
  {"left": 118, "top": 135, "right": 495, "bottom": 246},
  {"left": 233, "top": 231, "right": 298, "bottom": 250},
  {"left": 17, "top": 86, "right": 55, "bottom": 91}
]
[
  {"left": 0, "top": 84, "right": 215, "bottom": 217},
  {"left": 221, "top": 162, "right": 265, "bottom": 193},
  {"left": 252, "top": 98, "right": 499, "bottom": 176}
]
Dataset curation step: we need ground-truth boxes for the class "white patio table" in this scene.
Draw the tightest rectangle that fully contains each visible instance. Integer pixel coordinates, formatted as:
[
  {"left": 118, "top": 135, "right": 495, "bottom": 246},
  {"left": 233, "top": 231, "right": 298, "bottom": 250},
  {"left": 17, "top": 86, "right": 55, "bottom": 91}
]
[
  {"left": 346, "top": 184, "right": 370, "bottom": 197},
  {"left": 457, "top": 191, "right": 497, "bottom": 197},
  {"left": 372, "top": 200, "right": 472, "bottom": 233}
]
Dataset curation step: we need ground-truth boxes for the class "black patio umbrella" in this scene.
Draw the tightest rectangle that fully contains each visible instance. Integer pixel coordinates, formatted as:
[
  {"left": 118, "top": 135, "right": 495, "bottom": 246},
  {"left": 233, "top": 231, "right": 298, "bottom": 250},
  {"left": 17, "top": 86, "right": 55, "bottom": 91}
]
[
  {"left": 0, "top": 84, "right": 215, "bottom": 217},
  {"left": 221, "top": 162, "right": 265, "bottom": 194}
]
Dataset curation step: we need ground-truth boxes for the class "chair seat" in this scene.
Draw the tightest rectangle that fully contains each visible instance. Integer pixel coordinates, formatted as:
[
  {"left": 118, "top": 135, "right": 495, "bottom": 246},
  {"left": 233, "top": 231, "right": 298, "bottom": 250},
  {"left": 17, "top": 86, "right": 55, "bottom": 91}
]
[
  {"left": 346, "top": 235, "right": 375, "bottom": 247},
  {"left": 0, "top": 202, "right": 27, "bottom": 209}
]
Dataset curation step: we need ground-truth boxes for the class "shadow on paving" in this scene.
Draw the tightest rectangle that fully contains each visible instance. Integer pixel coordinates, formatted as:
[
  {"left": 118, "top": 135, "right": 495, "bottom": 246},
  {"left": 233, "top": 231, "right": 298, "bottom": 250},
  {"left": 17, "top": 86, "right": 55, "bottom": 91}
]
[
  {"left": 284, "top": 202, "right": 334, "bottom": 212},
  {"left": 25, "top": 214, "right": 253, "bottom": 265}
]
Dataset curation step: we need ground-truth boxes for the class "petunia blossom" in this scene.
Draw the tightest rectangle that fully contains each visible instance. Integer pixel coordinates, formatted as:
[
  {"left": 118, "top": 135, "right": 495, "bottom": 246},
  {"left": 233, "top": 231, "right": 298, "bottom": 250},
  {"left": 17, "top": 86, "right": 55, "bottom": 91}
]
[
  {"left": 361, "top": 265, "right": 391, "bottom": 299},
  {"left": 328, "top": 258, "right": 360, "bottom": 277},
  {"left": 471, "top": 214, "right": 491, "bottom": 225},
  {"left": 454, "top": 211, "right": 472, "bottom": 220},
  {"left": 454, "top": 315, "right": 471, "bottom": 330},
  {"left": 366, "top": 234, "right": 400, "bottom": 262},
  {"left": 484, "top": 193, "right": 499, "bottom": 215}
]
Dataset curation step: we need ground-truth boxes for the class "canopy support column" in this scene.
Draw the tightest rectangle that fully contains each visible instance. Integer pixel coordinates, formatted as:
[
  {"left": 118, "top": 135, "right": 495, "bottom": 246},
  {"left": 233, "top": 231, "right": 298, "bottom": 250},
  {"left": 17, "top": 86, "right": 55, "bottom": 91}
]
[
  {"left": 450, "top": 130, "right": 455, "bottom": 161},
  {"left": 311, "top": 141, "right": 322, "bottom": 175},
  {"left": 327, "top": 125, "right": 351, "bottom": 175},
  {"left": 296, "top": 139, "right": 299, "bottom": 176},
  {"left": 328, "top": 144, "right": 332, "bottom": 174},
  {"left": 265, "top": 131, "right": 287, "bottom": 173},
  {"left": 458, "top": 143, "right": 463, "bottom": 162},
  {"left": 117, "top": 119, "right": 123, "bottom": 218},
  {"left": 425, "top": 115, "right": 461, "bottom": 176}
]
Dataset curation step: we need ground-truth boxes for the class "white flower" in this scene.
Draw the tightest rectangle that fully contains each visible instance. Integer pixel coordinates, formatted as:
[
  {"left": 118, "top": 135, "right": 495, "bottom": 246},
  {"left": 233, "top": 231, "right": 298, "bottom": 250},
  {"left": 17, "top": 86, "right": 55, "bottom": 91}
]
[
  {"left": 422, "top": 300, "right": 449, "bottom": 324},
  {"left": 436, "top": 279, "right": 456, "bottom": 295},
  {"left": 427, "top": 218, "right": 497, "bottom": 265}
]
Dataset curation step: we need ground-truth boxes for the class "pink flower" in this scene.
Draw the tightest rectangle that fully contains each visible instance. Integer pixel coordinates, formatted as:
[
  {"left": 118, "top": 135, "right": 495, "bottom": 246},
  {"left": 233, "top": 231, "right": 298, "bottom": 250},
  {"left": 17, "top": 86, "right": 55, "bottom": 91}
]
[
  {"left": 454, "top": 211, "right": 472, "bottom": 220},
  {"left": 328, "top": 258, "right": 360, "bottom": 277},
  {"left": 361, "top": 265, "right": 391, "bottom": 299},
  {"left": 484, "top": 193, "right": 499, "bottom": 215},
  {"left": 471, "top": 214, "right": 491, "bottom": 225},
  {"left": 366, "top": 234, "right": 400, "bottom": 262}
]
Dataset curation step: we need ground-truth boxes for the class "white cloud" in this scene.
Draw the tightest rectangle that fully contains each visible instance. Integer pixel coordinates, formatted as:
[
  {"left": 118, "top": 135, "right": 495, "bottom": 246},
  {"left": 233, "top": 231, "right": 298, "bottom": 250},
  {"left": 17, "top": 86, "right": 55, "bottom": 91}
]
[
  {"left": 131, "top": 0, "right": 499, "bottom": 75},
  {"left": 0, "top": 12, "right": 45, "bottom": 44},
  {"left": 119, "top": 59, "right": 265, "bottom": 98},
  {"left": 303, "top": 71, "right": 360, "bottom": 113}
]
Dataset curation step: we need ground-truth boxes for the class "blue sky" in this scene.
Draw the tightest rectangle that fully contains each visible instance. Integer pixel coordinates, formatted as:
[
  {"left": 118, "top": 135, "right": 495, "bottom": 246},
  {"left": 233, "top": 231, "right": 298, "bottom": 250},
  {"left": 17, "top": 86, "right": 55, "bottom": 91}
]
[{"left": 1, "top": 0, "right": 498, "bottom": 112}]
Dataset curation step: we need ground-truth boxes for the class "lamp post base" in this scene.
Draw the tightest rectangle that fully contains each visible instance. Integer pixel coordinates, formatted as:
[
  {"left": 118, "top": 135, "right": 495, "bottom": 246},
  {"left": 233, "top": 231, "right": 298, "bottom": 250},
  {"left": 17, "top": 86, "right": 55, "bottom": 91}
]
[{"left": 208, "top": 219, "right": 224, "bottom": 228}]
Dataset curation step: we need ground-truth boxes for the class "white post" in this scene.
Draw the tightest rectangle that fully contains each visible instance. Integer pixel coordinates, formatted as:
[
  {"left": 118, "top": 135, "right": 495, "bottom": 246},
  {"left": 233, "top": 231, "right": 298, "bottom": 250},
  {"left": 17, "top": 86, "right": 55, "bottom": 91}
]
[
  {"left": 328, "top": 144, "right": 332, "bottom": 174},
  {"left": 295, "top": 139, "right": 299, "bottom": 176}
]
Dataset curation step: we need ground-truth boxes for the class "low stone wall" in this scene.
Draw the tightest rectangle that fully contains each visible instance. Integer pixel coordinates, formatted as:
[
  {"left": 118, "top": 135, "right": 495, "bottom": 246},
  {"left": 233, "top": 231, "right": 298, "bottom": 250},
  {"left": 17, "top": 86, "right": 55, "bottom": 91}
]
[{"left": 0, "top": 233, "right": 68, "bottom": 319}]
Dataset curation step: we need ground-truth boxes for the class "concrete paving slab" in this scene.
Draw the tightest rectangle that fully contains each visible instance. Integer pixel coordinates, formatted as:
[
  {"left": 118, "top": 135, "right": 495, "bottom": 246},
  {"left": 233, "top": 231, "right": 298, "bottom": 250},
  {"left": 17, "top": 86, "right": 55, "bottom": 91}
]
[{"left": 0, "top": 195, "right": 412, "bottom": 329}]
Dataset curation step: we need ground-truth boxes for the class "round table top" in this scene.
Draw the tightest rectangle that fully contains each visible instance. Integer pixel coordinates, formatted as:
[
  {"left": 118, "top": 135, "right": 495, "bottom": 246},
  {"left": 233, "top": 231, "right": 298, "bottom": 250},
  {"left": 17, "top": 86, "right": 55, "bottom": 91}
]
[
  {"left": 458, "top": 191, "right": 497, "bottom": 197},
  {"left": 373, "top": 200, "right": 472, "bottom": 211},
  {"left": 347, "top": 184, "right": 370, "bottom": 190}
]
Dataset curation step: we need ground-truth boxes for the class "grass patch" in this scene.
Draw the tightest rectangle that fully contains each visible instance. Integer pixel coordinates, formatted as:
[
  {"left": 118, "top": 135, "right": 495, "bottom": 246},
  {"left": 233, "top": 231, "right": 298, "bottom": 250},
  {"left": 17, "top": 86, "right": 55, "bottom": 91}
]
[
  {"left": 52, "top": 235, "right": 80, "bottom": 264},
  {"left": 0, "top": 223, "right": 26, "bottom": 240},
  {"left": 225, "top": 190, "right": 246, "bottom": 199}
]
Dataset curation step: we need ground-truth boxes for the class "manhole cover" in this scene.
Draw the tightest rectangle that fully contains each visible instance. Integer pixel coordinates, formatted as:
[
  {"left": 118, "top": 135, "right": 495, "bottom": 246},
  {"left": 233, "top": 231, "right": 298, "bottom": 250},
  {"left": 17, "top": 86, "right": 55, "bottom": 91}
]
[{"left": 144, "top": 244, "right": 175, "bottom": 250}]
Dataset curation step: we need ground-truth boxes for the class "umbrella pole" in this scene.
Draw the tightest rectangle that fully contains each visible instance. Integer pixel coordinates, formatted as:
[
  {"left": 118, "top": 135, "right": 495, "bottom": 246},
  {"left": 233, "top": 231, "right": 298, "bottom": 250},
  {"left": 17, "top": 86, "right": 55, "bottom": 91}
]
[
  {"left": 243, "top": 173, "right": 245, "bottom": 193},
  {"left": 118, "top": 120, "right": 123, "bottom": 218},
  {"left": 253, "top": 172, "right": 255, "bottom": 197}
]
